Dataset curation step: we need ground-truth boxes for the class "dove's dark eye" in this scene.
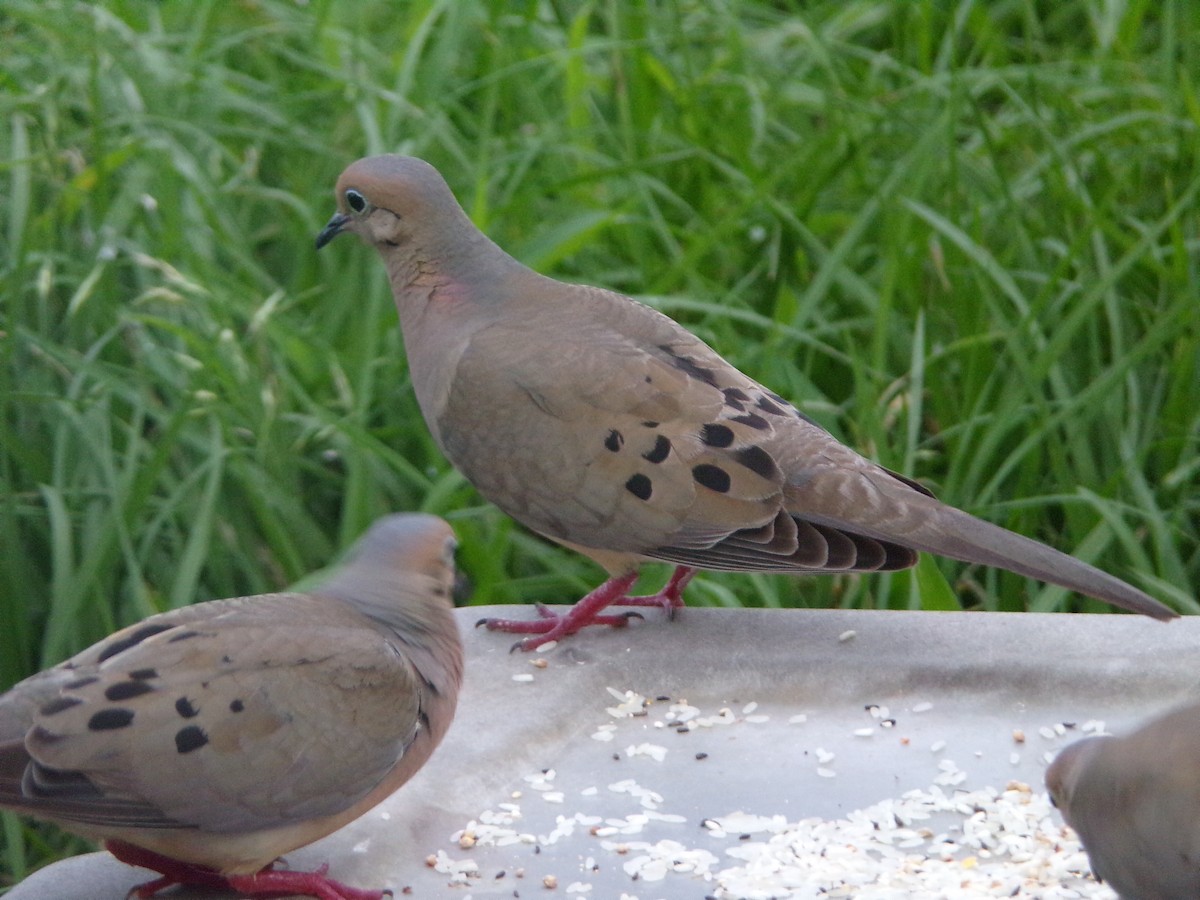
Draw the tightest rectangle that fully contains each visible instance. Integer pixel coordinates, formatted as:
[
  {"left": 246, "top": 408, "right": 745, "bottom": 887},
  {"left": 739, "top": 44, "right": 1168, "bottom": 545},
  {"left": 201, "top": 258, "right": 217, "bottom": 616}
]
[{"left": 345, "top": 189, "right": 367, "bottom": 213}]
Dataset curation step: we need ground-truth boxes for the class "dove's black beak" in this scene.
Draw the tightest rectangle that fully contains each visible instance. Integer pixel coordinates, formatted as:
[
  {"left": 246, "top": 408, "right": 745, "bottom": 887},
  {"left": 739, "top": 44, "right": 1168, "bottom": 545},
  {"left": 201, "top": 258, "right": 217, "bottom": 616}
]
[{"left": 316, "top": 213, "right": 352, "bottom": 250}]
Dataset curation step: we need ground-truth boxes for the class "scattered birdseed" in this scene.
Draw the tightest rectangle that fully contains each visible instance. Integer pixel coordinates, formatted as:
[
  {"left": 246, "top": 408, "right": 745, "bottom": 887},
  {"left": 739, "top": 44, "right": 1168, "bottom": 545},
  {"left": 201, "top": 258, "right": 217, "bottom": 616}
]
[
  {"left": 1038, "top": 726, "right": 1057, "bottom": 740},
  {"left": 435, "top": 684, "right": 1112, "bottom": 898},
  {"left": 933, "top": 758, "right": 968, "bottom": 786},
  {"left": 535, "top": 641, "right": 558, "bottom": 653},
  {"left": 625, "top": 743, "right": 668, "bottom": 762},
  {"left": 512, "top": 673, "right": 535, "bottom": 683},
  {"left": 742, "top": 702, "right": 758, "bottom": 715},
  {"left": 606, "top": 689, "right": 649, "bottom": 718},
  {"left": 607, "top": 779, "right": 667, "bottom": 811},
  {"left": 838, "top": 630, "right": 857, "bottom": 643},
  {"left": 667, "top": 701, "right": 702, "bottom": 723},
  {"left": 1012, "top": 729, "right": 1026, "bottom": 743},
  {"left": 428, "top": 850, "right": 480, "bottom": 885},
  {"left": 709, "top": 781, "right": 1109, "bottom": 899},
  {"left": 787, "top": 714, "right": 808, "bottom": 725},
  {"left": 531, "top": 658, "right": 549, "bottom": 669},
  {"left": 930, "top": 740, "right": 947, "bottom": 753},
  {"left": 608, "top": 840, "right": 721, "bottom": 882},
  {"left": 543, "top": 874, "right": 558, "bottom": 888},
  {"left": 911, "top": 701, "right": 934, "bottom": 713}
]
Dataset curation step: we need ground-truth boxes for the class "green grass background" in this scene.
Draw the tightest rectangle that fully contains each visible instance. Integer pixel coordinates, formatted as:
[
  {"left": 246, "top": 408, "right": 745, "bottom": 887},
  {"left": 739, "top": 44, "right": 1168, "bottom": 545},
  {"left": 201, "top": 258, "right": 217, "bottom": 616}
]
[{"left": 2, "top": 0, "right": 1198, "bottom": 884}]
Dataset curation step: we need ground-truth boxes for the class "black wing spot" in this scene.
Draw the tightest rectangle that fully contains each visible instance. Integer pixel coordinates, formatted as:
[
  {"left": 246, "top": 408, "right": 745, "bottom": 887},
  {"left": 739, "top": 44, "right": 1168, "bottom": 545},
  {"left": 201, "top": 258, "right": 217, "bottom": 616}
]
[
  {"left": 230, "top": 699, "right": 245, "bottom": 713},
  {"left": 167, "top": 630, "right": 203, "bottom": 643},
  {"left": 88, "top": 708, "right": 135, "bottom": 731},
  {"left": 96, "top": 624, "right": 174, "bottom": 663},
  {"left": 642, "top": 435, "right": 671, "bottom": 464},
  {"left": 657, "top": 344, "right": 719, "bottom": 388},
  {"left": 730, "top": 413, "right": 770, "bottom": 430},
  {"left": 604, "top": 429, "right": 624, "bottom": 452},
  {"left": 128, "top": 668, "right": 158, "bottom": 681},
  {"left": 700, "top": 423, "right": 735, "bottom": 447},
  {"left": 175, "top": 697, "right": 199, "bottom": 718},
  {"left": 39, "top": 696, "right": 84, "bottom": 716},
  {"left": 641, "top": 421, "right": 659, "bottom": 428},
  {"left": 734, "top": 445, "right": 780, "bottom": 480},
  {"left": 755, "top": 395, "right": 789, "bottom": 416},
  {"left": 29, "top": 725, "right": 65, "bottom": 746},
  {"left": 693, "top": 464, "right": 732, "bottom": 493},
  {"left": 722, "top": 388, "right": 751, "bottom": 410},
  {"left": 64, "top": 676, "right": 100, "bottom": 690},
  {"left": 625, "top": 474, "right": 653, "bottom": 501},
  {"left": 175, "top": 725, "right": 209, "bottom": 754},
  {"left": 104, "top": 681, "right": 155, "bottom": 702}
]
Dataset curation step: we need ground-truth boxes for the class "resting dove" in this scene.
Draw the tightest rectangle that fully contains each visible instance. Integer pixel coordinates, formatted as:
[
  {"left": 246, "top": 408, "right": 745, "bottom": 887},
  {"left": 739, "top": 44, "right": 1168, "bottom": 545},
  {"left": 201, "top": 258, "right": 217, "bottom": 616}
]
[
  {"left": 316, "top": 154, "right": 1175, "bottom": 650},
  {"left": 0, "top": 513, "right": 463, "bottom": 900},
  {"left": 1047, "top": 702, "right": 1200, "bottom": 899}
]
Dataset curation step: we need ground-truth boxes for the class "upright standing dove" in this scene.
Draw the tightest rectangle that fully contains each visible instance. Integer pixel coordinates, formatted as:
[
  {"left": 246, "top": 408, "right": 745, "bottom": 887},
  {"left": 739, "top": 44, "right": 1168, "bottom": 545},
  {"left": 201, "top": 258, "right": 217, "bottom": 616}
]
[
  {"left": 1046, "top": 702, "right": 1200, "bottom": 899},
  {"left": 0, "top": 513, "right": 463, "bottom": 900},
  {"left": 316, "top": 155, "right": 1175, "bottom": 650}
]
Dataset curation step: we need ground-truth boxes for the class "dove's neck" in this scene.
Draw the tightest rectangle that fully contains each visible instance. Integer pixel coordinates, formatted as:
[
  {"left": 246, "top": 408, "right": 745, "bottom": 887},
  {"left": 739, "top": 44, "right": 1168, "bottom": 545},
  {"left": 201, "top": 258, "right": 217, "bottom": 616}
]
[
  {"left": 384, "top": 233, "right": 535, "bottom": 451},
  {"left": 322, "top": 567, "right": 464, "bottom": 700}
]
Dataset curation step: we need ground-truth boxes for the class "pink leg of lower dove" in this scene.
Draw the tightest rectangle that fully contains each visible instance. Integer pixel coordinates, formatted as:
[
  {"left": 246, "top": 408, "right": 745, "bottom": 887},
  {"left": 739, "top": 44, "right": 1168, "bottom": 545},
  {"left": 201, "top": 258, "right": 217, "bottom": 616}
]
[
  {"left": 106, "top": 840, "right": 390, "bottom": 900},
  {"left": 479, "top": 565, "right": 698, "bottom": 651}
]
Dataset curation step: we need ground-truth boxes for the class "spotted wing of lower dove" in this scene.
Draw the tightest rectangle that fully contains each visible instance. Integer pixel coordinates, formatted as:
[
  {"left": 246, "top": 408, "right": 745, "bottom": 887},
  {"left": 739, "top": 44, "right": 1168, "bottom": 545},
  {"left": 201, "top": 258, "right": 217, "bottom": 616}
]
[
  {"left": 316, "top": 154, "right": 1175, "bottom": 651},
  {"left": 1047, "top": 702, "right": 1200, "bottom": 899},
  {"left": 0, "top": 513, "right": 463, "bottom": 900}
]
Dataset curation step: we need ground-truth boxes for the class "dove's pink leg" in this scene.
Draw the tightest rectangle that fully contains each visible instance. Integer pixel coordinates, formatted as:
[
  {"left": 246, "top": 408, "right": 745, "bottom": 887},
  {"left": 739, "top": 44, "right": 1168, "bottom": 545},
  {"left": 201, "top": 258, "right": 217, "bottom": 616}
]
[
  {"left": 617, "top": 565, "right": 697, "bottom": 617},
  {"left": 478, "top": 566, "right": 698, "bottom": 651},
  {"left": 226, "top": 865, "right": 391, "bottom": 900},
  {"left": 107, "top": 840, "right": 390, "bottom": 900}
]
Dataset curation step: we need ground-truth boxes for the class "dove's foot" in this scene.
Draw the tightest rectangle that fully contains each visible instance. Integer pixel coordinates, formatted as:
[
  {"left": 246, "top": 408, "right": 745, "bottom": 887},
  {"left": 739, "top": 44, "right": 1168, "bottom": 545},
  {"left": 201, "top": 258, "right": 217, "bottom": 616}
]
[
  {"left": 477, "top": 566, "right": 698, "bottom": 651},
  {"left": 108, "top": 840, "right": 391, "bottom": 900},
  {"left": 612, "top": 565, "right": 697, "bottom": 619}
]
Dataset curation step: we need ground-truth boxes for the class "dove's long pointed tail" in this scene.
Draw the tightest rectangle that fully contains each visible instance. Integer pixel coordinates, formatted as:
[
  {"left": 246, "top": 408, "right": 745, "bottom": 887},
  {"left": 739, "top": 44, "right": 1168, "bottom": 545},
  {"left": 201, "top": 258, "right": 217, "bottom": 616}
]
[{"left": 890, "top": 503, "right": 1174, "bottom": 620}]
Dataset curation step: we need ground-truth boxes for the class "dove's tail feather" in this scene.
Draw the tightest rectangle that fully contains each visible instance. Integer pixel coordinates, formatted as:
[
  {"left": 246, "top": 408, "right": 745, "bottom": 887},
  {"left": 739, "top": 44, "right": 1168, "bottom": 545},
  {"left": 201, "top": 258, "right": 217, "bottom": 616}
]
[{"left": 883, "top": 502, "right": 1174, "bottom": 620}]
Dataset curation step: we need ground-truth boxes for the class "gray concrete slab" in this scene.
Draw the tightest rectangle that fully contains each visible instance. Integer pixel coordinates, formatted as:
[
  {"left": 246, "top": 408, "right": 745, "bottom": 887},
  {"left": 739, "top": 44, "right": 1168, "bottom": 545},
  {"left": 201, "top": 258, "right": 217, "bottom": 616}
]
[{"left": 8, "top": 605, "right": 1197, "bottom": 898}]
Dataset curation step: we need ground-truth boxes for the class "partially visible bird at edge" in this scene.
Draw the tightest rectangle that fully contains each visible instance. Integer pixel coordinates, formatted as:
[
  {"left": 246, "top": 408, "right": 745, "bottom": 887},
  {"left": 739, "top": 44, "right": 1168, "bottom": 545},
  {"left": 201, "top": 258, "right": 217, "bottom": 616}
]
[{"left": 0, "top": 514, "right": 463, "bottom": 900}]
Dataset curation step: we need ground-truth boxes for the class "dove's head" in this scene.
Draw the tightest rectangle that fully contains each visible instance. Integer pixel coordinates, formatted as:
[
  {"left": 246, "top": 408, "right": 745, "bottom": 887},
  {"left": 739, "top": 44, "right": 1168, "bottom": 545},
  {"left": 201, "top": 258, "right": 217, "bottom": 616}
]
[
  {"left": 321, "top": 513, "right": 460, "bottom": 617},
  {"left": 316, "top": 155, "right": 465, "bottom": 252},
  {"left": 320, "top": 513, "right": 464, "bottom": 694},
  {"left": 1045, "top": 735, "right": 1107, "bottom": 824}
]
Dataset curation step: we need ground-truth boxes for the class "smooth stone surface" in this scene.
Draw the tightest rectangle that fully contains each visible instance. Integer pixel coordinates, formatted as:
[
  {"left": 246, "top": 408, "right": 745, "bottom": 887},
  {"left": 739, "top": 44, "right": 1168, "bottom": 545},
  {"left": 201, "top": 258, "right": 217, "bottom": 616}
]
[{"left": 8, "top": 604, "right": 1197, "bottom": 898}]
